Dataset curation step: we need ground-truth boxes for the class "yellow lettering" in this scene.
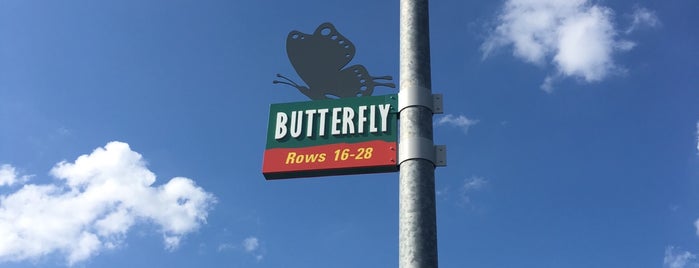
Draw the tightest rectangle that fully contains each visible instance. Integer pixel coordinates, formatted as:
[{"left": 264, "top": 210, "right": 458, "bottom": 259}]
[
  {"left": 285, "top": 152, "right": 297, "bottom": 164},
  {"left": 286, "top": 152, "right": 329, "bottom": 164},
  {"left": 304, "top": 154, "right": 319, "bottom": 163}
]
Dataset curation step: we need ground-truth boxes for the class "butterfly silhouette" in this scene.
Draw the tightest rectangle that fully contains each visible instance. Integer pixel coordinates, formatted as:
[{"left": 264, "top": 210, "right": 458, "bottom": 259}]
[{"left": 274, "top": 22, "right": 395, "bottom": 100}]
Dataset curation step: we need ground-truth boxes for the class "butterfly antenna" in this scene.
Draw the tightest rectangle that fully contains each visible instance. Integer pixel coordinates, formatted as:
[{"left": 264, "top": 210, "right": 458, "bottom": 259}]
[
  {"left": 371, "top": 75, "right": 394, "bottom": 80},
  {"left": 374, "top": 82, "right": 396, "bottom": 88},
  {"left": 273, "top": 73, "right": 302, "bottom": 89},
  {"left": 369, "top": 75, "right": 396, "bottom": 89}
]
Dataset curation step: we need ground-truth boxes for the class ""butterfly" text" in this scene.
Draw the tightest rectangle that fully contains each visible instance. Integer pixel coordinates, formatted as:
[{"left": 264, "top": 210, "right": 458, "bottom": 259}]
[{"left": 274, "top": 104, "right": 392, "bottom": 140}]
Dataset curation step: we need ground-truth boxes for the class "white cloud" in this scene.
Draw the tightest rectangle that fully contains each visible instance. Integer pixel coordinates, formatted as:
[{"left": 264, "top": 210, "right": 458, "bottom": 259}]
[
  {"left": 0, "top": 164, "right": 30, "bottom": 187},
  {"left": 626, "top": 6, "right": 660, "bottom": 34},
  {"left": 438, "top": 176, "right": 488, "bottom": 206},
  {"left": 242, "top": 236, "right": 264, "bottom": 261},
  {"left": 0, "top": 141, "right": 216, "bottom": 265},
  {"left": 243, "top": 237, "right": 259, "bottom": 252},
  {"left": 482, "top": 0, "right": 656, "bottom": 91},
  {"left": 459, "top": 176, "right": 488, "bottom": 206},
  {"left": 163, "top": 236, "right": 182, "bottom": 252},
  {"left": 541, "top": 75, "right": 555, "bottom": 93},
  {"left": 436, "top": 114, "right": 479, "bottom": 134},
  {"left": 463, "top": 176, "right": 487, "bottom": 192},
  {"left": 664, "top": 246, "right": 698, "bottom": 268},
  {"left": 554, "top": 6, "right": 622, "bottom": 81},
  {"left": 217, "top": 236, "right": 264, "bottom": 260},
  {"left": 217, "top": 243, "right": 235, "bottom": 252}
]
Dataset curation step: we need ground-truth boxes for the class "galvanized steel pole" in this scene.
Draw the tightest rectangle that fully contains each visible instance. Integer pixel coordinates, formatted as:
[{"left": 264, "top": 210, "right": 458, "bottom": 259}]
[{"left": 399, "top": 0, "right": 438, "bottom": 267}]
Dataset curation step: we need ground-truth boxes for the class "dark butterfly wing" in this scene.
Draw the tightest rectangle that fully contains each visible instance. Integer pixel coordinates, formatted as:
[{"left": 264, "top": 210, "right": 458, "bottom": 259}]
[
  {"left": 324, "top": 65, "right": 395, "bottom": 99},
  {"left": 286, "top": 22, "right": 356, "bottom": 90},
  {"left": 276, "top": 22, "right": 395, "bottom": 100}
]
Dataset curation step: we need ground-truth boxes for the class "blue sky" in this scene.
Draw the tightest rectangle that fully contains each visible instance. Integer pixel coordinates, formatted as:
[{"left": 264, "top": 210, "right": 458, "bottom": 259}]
[{"left": 1, "top": 0, "right": 698, "bottom": 267}]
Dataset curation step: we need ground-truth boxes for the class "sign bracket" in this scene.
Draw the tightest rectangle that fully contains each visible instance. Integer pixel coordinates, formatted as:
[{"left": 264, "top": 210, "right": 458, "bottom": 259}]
[
  {"left": 398, "top": 137, "right": 447, "bottom": 167},
  {"left": 398, "top": 89, "right": 443, "bottom": 115}
]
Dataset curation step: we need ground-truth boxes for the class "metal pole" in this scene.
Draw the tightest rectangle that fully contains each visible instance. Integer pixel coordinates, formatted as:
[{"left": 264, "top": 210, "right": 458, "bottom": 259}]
[{"left": 399, "top": 0, "right": 437, "bottom": 267}]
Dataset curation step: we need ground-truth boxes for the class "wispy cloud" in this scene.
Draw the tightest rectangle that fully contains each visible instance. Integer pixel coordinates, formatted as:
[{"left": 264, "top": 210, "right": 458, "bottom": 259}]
[
  {"left": 482, "top": 0, "right": 659, "bottom": 92},
  {"left": 437, "top": 176, "right": 489, "bottom": 207},
  {"left": 461, "top": 176, "right": 488, "bottom": 205},
  {"left": 463, "top": 176, "right": 487, "bottom": 191},
  {"left": 242, "top": 236, "right": 264, "bottom": 261},
  {"left": 217, "top": 243, "right": 236, "bottom": 252},
  {"left": 626, "top": 6, "right": 660, "bottom": 34},
  {"left": 0, "top": 141, "right": 216, "bottom": 265},
  {"left": 218, "top": 236, "right": 265, "bottom": 261},
  {"left": 0, "top": 164, "right": 31, "bottom": 187},
  {"left": 243, "top": 237, "right": 260, "bottom": 252},
  {"left": 664, "top": 246, "right": 698, "bottom": 268},
  {"left": 436, "top": 114, "right": 479, "bottom": 134}
]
